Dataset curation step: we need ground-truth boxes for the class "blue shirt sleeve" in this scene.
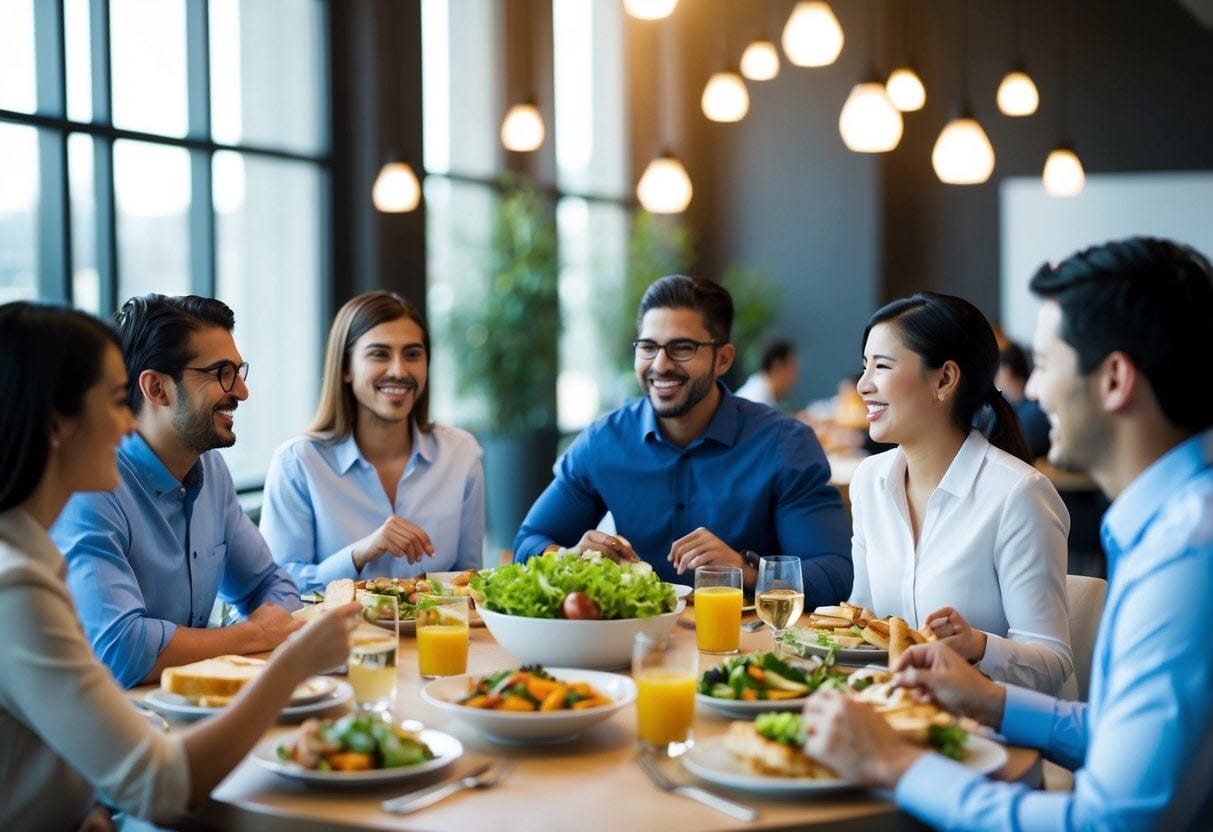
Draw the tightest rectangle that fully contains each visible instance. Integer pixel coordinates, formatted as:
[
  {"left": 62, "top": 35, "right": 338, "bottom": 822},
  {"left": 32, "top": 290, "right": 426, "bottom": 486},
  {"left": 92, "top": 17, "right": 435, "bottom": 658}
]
[
  {"left": 773, "top": 419, "right": 852, "bottom": 607},
  {"left": 513, "top": 428, "right": 605, "bottom": 562},
  {"left": 214, "top": 460, "right": 300, "bottom": 614},
  {"left": 455, "top": 456, "right": 486, "bottom": 572},
  {"left": 54, "top": 492, "right": 176, "bottom": 688}
]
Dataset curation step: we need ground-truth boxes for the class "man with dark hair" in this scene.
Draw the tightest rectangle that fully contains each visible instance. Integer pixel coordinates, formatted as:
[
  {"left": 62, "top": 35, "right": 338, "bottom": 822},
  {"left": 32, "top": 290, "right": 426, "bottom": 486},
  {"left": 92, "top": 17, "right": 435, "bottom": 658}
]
[
  {"left": 735, "top": 340, "right": 799, "bottom": 409},
  {"left": 996, "top": 341, "right": 1051, "bottom": 458},
  {"left": 801, "top": 237, "right": 1213, "bottom": 830},
  {"left": 54, "top": 294, "right": 300, "bottom": 688},
  {"left": 514, "top": 275, "right": 851, "bottom": 603}
]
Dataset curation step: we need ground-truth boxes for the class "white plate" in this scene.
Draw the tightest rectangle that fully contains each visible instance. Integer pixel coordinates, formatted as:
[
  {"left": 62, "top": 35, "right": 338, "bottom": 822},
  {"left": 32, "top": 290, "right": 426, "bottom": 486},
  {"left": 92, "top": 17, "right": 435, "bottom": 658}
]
[
  {"left": 681, "top": 733, "right": 1009, "bottom": 795},
  {"left": 695, "top": 692, "right": 809, "bottom": 718},
  {"left": 144, "top": 680, "right": 352, "bottom": 721},
  {"left": 252, "top": 728, "right": 462, "bottom": 786},
  {"left": 668, "top": 583, "right": 692, "bottom": 601},
  {"left": 781, "top": 638, "right": 889, "bottom": 666},
  {"left": 421, "top": 667, "right": 637, "bottom": 744}
]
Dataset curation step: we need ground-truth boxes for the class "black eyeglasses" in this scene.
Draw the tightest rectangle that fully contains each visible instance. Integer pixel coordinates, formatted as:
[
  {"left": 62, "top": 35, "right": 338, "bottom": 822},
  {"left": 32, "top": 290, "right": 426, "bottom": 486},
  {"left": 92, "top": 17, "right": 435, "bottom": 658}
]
[
  {"left": 184, "top": 361, "right": 249, "bottom": 392},
  {"left": 632, "top": 339, "right": 721, "bottom": 363}
]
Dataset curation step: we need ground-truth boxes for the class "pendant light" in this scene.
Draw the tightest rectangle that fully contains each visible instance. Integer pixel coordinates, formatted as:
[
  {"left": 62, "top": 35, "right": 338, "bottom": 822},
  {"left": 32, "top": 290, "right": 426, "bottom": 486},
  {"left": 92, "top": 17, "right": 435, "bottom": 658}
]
[
  {"left": 884, "top": 1, "right": 924, "bottom": 112},
  {"left": 624, "top": 0, "right": 678, "bottom": 21},
  {"left": 501, "top": 1, "right": 546, "bottom": 152},
  {"left": 372, "top": 156, "right": 422, "bottom": 213},
  {"left": 996, "top": 1, "right": 1038, "bottom": 116},
  {"left": 701, "top": 70, "right": 750, "bottom": 122},
  {"left": 838, "top": 2, "right": 902, "bottom": 153},
  {"left": 1043, "top": 3, "right": 1084, "bottom": 197},
  {"left": 782, "top": 1, "right": 844, "bottom": 68},
  {"left": 740, "top": 37, "right": 780, "bottom": 80},
  {"left": 932, "top": 0, "right": 995, "bottom": 184},
  {"left": 636, "top": 13, "right": 691, "bottom": 213}
]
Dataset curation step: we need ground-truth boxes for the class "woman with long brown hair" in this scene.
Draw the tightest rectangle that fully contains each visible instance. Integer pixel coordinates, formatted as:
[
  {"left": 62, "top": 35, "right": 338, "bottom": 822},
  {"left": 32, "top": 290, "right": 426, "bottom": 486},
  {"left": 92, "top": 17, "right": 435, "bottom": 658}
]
[{"left": 261, "top": 291, "right": 484, "bottom": 592}]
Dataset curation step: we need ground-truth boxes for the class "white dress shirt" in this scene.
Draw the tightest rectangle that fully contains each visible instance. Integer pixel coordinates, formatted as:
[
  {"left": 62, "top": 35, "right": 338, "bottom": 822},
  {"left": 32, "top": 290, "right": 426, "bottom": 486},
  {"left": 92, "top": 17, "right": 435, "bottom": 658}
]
[
  {"left": 734, "top": 373, "right": 778, "bottom": 408},
  {"left": 848, "top": 430, "right": 1073, "bottom": 694},
  {"left": 0, "top": 507, "right": 190, "bottom": 828}
]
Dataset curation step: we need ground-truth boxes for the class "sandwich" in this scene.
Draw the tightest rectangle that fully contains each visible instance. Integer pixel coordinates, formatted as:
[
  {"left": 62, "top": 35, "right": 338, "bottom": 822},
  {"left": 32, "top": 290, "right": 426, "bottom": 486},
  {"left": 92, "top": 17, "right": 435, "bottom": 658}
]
[
  {"left": 293, "top": 578, "right": 357, "bottom": 623},
  {"left": 160, "top": 654, "right": 267, "bottom": 705},
  {"left": 723, "top": 712, "right": 837, "bottom": 778}
]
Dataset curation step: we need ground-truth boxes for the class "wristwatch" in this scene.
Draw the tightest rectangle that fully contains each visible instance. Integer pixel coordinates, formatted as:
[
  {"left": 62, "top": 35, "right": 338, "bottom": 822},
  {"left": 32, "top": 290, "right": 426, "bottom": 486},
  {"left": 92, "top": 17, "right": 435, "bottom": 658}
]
[{"left": 740, "top": 549, "right": 761, "bottom": 570}]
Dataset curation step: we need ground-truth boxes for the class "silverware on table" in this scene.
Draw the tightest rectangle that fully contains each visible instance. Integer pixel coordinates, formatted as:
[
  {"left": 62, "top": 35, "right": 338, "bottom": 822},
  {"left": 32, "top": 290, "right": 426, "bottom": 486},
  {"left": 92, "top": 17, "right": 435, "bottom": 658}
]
[
  {"left": 380, "top": 759, "right": 513, "bottom": 815},
  {"left": 129, "top": 699, "right": 170, "bottom": 733},
  {"left": 635, "top": 751, "right": 758, "bottom": 822}
]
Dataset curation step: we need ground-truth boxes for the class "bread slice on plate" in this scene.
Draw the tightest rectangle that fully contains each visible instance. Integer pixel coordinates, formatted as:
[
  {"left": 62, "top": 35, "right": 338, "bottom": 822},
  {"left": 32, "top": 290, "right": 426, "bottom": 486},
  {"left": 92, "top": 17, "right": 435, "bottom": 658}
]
[{"left": 161, "top": 654, "right": 266, "bottom": 700}]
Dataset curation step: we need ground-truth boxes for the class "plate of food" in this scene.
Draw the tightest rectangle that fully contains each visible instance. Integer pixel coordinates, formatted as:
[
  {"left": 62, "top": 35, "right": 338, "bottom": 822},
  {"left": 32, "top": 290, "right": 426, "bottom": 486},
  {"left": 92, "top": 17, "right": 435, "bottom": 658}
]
[
  {"left": 146, "top": 655, "right": 351, "bottom": 719},
  {"left": 358, "top": 574, "right": 483, "bottom": 631},
  {"left": 253, "top": 714, "right": 462, "bottom": 786},
  {"left": 421, "top": 666, "right": 636, "bottom": 744},
  {"left": 779, "top": 603, "right": 931, "bottom": 665},
  {"left": 695, "top": 651, "right": 851, "bottom": 718}
]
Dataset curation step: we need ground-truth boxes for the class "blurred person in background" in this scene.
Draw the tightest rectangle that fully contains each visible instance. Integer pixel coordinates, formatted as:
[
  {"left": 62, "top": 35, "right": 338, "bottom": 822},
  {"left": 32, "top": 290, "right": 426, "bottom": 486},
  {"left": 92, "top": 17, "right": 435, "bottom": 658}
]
[
  {"left": 997, "top": 341, "right": 1051, "bottom": 459},
  {"left": 735, "top": 340, "right": 799, "bottom": 409}
]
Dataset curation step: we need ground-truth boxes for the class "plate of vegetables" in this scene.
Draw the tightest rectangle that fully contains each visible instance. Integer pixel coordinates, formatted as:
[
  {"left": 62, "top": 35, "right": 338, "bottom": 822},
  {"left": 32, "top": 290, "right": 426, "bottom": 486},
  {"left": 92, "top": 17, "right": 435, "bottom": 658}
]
[
  {"left": 254, "top": 714, "right": 461, "bottom": 786},
  {"left": 695, "top": 652, "right": 851, "bottom": 717},
  {"left": 421, "top": 666, "right": 637, "bottom": 744}
]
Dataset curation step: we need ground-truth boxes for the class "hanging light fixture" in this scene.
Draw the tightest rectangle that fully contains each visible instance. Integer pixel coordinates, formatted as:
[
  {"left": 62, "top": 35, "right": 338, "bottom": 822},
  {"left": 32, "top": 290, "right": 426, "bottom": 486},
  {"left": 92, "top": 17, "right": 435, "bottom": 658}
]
[
  {"left": 886, "top": 66, "right": 926, "bottom": 111},
  {"left": 782, "top": 1, "right": 844, "bottom": 68},
  {"left": 932, "top": 0, "right": 995, "bottom": 184},
  {"left": 838, "top": 3, "right": 902, "bottom": 153},
  {"left": 637, "top": 151, "right": 693, "bottom": 213},
  {"left": 996, "top": 68, "right": 1039, "bottom": 116},
  {"left": 740, "top": 37, "right": 780, "bottom": 81},
  {"left": 372, "top": 158, "right": 422, "bottom": 213},
  {"left": 624, "top": 0, "right": 678, "bottom": 21},
  {"left": 701, "top": 69, "right": 750, "bottom": 122},
  {"left": 1042, "top": 4, "right": 1084, "bottom": 197},
  {"left": 500, "top": 99, "right": 545, "bottom": 152}
]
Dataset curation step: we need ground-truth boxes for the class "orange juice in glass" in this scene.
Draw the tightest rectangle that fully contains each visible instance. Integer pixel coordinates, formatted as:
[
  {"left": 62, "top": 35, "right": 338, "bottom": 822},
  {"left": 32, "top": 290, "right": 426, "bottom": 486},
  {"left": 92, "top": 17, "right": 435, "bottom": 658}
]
[
  {"left": 416, "top": 595, "right": 469, "bottom": 679},
  {"left": 632, "top": 632, "right": 697, "bottom": 756},
  {"left": 694, "top": 565, "right": 743, "bottom": 653}
]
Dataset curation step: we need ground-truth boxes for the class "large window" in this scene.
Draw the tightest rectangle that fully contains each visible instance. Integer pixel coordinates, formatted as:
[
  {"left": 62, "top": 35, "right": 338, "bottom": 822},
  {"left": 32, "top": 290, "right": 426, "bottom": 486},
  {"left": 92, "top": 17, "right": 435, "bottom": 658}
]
[{"left": 0, "top": 0, "right": 330, "bottom": 487}]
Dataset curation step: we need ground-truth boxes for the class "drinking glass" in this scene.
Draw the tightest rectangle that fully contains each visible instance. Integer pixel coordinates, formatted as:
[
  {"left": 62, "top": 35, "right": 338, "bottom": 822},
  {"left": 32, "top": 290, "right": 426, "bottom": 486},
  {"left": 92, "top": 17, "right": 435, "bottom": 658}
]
[
  {"left": 755, "top": 556, "right": 805, "bottom": 641},
  {"left": 348, "top": 593, "right": 399, "bottom": 714},
  {"left": 693, "top": 564, "right": 743, "bottom": 654},
  {"left": 416, "top": 595, "right": 469, "bottom": 679},
  {"left": 632, "top": 632, "right": 697, "bottom": 757}
]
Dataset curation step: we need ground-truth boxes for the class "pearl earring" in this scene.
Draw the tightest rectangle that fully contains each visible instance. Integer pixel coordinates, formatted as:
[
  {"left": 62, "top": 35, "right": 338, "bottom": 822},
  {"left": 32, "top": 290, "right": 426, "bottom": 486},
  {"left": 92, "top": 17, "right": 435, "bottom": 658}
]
[{"left": 51, "top": 438, "right": 61, "bottom": 449}]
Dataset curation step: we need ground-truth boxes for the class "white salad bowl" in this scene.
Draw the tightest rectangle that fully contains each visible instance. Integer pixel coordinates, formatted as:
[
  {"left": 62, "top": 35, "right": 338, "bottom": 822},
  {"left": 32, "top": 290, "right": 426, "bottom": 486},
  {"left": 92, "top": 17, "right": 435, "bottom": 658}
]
[{"left": 476, "top": 601, "right": 685, "bottom": 670}]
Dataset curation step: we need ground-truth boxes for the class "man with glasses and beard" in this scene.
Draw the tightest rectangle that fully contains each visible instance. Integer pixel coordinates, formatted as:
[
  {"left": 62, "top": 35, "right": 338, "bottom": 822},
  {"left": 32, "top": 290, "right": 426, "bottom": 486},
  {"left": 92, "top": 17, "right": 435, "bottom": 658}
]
[
  {"left": 54, "top": 295, "right": 300, "bottom": 688},
  {"left": 514, "top": 275, "right": 851, "bottom": 603}
]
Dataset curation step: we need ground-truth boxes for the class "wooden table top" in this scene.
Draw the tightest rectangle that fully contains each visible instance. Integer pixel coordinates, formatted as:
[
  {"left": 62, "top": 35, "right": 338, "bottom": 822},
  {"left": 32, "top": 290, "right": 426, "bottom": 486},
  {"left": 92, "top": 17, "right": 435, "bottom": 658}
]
[{"left": 140, "top": 610, "right": 1039, "bottom": 832}]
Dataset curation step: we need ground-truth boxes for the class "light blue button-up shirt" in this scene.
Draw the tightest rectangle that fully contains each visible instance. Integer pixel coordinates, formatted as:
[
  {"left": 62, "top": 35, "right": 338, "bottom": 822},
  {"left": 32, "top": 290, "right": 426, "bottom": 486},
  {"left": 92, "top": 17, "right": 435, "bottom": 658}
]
[
  {"left": 893, "top": 428, "right": 1213, "bottom": 830},
  {"left": 53, "top": 433, "right": 300, "bottom": 688},
  {"left": 260, "top": 424, "right": 485, "bottom": 594}
]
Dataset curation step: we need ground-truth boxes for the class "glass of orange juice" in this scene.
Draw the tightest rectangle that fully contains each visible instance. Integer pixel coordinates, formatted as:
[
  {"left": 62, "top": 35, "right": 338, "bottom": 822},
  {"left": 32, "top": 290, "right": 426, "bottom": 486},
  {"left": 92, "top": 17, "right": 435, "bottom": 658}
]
[
  {"left": 632, "top": 632, "right": 697, "bottom": 757},
  {"left": 416, "top": 595, "right": 469, "bottom": 679},
  {"left": 694, "top": 565, "right": 743, "bottom": 654}
]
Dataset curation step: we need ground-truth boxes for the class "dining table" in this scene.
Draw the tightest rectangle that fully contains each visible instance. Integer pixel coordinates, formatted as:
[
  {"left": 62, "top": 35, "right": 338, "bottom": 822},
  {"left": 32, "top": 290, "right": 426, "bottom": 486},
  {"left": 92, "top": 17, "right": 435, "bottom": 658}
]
[{"left": 136, "top": 604, "right": 1041, "bottom": 832}]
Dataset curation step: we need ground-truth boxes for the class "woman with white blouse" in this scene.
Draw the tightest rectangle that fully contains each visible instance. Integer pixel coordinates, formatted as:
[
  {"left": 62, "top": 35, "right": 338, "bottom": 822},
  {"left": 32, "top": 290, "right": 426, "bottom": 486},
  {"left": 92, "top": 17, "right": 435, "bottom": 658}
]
[
  {"left": 0, "top": 302, "right": 359, "bottom": 830},
  {"left": 849, "top": 292, "right": 1073, "bottom": 694}
]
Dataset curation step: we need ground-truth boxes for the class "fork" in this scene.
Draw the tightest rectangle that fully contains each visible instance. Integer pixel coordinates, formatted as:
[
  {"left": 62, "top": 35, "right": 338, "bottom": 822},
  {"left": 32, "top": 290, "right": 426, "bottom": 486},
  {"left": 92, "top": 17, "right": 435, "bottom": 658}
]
[
  {"left": 636, "top": 752, "right": 758, "bottom": 822},
  {"left": 380, "top": 759, "right": 513, "bottom": 815}
]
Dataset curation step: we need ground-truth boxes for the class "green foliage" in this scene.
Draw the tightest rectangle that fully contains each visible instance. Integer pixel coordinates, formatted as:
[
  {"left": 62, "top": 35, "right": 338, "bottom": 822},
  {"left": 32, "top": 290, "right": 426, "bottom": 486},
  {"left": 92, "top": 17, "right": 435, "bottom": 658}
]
[
  {"left": 722, "top": 264, "right": 780, "bottom": 377},
  {"left": 452, "top": 175, "right": 559, "bottom": 434}
]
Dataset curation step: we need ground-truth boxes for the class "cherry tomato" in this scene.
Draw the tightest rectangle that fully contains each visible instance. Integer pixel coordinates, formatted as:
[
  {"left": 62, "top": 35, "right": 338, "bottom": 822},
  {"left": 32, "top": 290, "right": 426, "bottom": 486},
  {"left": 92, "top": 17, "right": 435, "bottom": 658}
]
[{"left": 562, "top": 591, "right": 602, "bottom": 620}]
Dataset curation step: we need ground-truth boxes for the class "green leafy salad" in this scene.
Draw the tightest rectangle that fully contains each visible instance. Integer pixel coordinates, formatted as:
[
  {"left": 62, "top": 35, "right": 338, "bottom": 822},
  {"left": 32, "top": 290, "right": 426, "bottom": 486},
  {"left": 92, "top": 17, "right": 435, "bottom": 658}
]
[
  {"left": 751, "top": 713, "right": 967, "bottom": 761},
  {"left": 470, "top": 552, "right": 676, "bottom": 619},
  {"left": 698, "top": 651, "right": 850, "bottom": 701}
]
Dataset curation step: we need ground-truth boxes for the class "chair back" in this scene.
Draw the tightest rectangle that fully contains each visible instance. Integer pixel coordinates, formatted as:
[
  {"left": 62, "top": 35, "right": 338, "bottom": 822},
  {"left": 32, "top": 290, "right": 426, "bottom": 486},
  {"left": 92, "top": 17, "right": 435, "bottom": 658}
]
[{"left": 1063, "top": 574, "right": 1107, "bottom": 701}]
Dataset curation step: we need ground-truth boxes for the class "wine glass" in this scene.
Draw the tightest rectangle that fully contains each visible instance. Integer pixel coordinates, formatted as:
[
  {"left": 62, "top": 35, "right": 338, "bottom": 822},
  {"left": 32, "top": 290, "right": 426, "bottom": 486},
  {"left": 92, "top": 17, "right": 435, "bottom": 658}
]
[{"left": 755, "top": 556, "right": 805, "bottom": 642}]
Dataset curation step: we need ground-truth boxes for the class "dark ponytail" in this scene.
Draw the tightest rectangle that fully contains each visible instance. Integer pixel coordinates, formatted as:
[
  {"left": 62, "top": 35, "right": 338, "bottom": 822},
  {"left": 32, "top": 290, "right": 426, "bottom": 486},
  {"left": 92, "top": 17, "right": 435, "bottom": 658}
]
[{"left": 863, "top": 292, "right": 1034, "bottom": 465}]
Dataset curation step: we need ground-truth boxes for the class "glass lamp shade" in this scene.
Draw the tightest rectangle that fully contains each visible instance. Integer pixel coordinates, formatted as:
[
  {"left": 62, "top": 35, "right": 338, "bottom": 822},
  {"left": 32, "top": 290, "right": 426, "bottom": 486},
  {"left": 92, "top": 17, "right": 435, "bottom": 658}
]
[
  {"left": 996, "top": 70, "right": 1039, "bottom": 116},
  {"left": 701, "top": 71, "right": 750, "bottom": 122},
  {"left": 931, "top": 117, "right": 996, "bottom": 184},
  {"left": 781, "top": 1, "right": 844, "bottom": 68},
  {"left": 838, "top": 82, "right": 904, "bottom": 152},
  {"left": 636, "top": 154, "right": 693, "bottom": 214},
  {"left": 1043, "top": 146, "right": 1085, "bottom": 197},
  {"left": 624, "top": 0, "right": 678, "bottom": 20},
  {"left": 500, "top": 102, "right": 546, "bottom": 152},
  {"left": 740, "top": 39, "right": 780, "bottom": 80},
  {"left": 371, "top": 161, "right": 421, "bottom": 212},
  {"left": 885, "top": 66, "right": 926, "bottom": 112}
]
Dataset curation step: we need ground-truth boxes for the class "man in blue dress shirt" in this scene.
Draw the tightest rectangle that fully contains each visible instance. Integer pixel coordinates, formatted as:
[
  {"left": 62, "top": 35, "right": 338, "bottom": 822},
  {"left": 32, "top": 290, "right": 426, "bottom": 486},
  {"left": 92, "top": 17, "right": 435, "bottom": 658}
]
[
  {"left": 514, "top": 275, "right": 851, "bottom": 603},
  {"left": 54, "top": 295, "right": 300, "bottom": 688},
  {"left": 803, "top": 237, "right": 1213, "bottom": 830}
]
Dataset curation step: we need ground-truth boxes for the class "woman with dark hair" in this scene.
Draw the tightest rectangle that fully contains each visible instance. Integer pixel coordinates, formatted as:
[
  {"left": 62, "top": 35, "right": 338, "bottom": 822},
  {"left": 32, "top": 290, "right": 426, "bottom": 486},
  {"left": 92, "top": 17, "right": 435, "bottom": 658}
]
[
  {"left": 260, "top": 291, "right": 484, "bottom": 593},
  {"left": 0, "top": 302, "right": 358, "bottom": 829},
  {"left": 848, "top": 292, "right": 1073, "bottom": 694}
]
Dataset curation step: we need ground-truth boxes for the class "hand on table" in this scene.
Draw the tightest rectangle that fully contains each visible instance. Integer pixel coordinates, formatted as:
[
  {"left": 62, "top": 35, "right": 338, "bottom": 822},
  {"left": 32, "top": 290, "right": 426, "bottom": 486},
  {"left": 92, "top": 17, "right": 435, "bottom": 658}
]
[
  {"left": 351, "top": 516, "right": 435, "bottom": 570},
  {"left": 246, "top": 601, "right": 304, "bottom": 652},
  {"left": 802, "top": 689, "right": 925, "bottom": 788},
  {"left": 667, "top": 527, "right": 743, "bottom": 575},
  {"left": 573, "top": 530, "right": 638, "bottom": 563},
  {"left": 922, "top": 606, "right": 988, "bottom": 663},
  {"left": 893, "top": 641, "right": 1007, "bottom": 730}
]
